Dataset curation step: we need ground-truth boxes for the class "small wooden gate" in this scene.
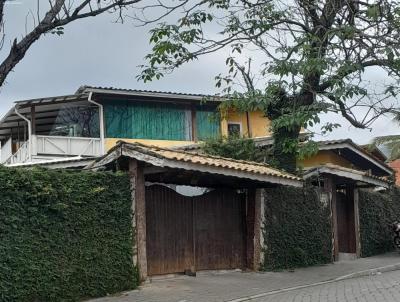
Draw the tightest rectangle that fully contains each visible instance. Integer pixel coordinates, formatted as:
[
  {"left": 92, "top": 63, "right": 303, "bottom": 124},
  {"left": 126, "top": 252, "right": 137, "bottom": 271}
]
[
  {"left": 336, "top": 191, "right": 356, "bottom": 254},
  {"left": 146, "top": 185, "right": 246, "bottom": 275}
]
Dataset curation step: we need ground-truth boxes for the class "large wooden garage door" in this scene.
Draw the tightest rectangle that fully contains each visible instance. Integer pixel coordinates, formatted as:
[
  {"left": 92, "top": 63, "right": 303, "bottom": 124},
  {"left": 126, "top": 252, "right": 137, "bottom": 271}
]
[{"left": 146, "top": 185, "right": 246, "bottom": 276}]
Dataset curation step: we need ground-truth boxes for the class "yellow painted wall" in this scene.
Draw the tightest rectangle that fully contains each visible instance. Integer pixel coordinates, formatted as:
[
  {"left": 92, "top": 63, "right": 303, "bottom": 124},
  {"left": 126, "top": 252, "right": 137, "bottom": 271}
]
[
  {"left": 105, "top": 109, "right": 273, "bottom": 151},
  {"left": 220, "top": 110, "right": 272, "bottom": 138},
  {"left": 299, "top": 150, "right": 353, "bottom": 169},
  {"left": 105, "top": 138, "right": 195, "bottom": 151}
]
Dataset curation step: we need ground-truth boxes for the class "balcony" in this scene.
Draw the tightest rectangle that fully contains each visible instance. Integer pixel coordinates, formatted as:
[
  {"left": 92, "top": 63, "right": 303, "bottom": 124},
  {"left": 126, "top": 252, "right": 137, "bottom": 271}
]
[{"left": 3, "top": 135, "right": 102, "bottom": 165}]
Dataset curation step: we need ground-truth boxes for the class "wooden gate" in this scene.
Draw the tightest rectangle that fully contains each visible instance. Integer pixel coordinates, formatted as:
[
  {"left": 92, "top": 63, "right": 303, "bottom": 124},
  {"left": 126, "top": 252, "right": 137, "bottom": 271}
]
[
  {"left": 146, "top": 185, "right": 246, "bottom": 276},
  {"left": 336, "top": 191, "right": 356, "bottom": 254}
]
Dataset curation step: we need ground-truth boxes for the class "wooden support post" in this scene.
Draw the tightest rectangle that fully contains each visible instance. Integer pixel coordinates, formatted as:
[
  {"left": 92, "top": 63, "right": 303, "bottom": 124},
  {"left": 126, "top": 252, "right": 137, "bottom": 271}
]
[
  {"left": 246, "top": 189, "right": 256, "bottom": 270},
  {"left": 354, "top": 188, "right": 361, "bottom": 258},
  {"left": 253, "top": 189, "right": 263, "bottom": 270},
  {"left": 246, "top": 189, "right": 263, "bottom": 270},
  {"left": 325, "top": 176, "right": 339, "bottom": 261},
  {"left": 245, "top": 111, "right": 251, "bottom": 138},
  {"left": 191, "top": 108, "right": 197, "bottom": 142},
  {"left": 30, "top": 106, "right": 36, "bottom": 135},
  {"left": 258, "top": 189, "right": 266, "bottom": 267},
  {"left": 129, "top": 159, "right": 147, "bottom": 282}
]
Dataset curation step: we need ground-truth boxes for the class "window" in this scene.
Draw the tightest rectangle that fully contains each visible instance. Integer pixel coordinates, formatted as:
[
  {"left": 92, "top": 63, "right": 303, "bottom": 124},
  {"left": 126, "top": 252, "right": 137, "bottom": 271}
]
[
  {"left": 49, "top": 105, "right": 100, "bottom": 138},
  {"left": 227, "top": 122, "right": 241, "bottom": 137}
]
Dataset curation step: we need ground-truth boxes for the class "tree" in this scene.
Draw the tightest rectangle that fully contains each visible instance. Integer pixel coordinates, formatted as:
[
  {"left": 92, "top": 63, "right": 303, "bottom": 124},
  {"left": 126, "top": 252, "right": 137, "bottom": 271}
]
[
  {"left": 0, "top": 0, "right": 144, "bottom": 88},
  {"left": 138, "top": 0, "right": 400, "bottom": 172}
]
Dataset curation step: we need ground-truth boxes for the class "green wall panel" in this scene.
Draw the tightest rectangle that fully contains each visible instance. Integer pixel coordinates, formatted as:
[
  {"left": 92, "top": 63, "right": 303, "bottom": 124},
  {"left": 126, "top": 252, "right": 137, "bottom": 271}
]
[
  {"left": 196, "top": 110, "right": 220, "bottom": 140},
  {"left": 104, "top": 100, "right": 188, "bottom": 140}
]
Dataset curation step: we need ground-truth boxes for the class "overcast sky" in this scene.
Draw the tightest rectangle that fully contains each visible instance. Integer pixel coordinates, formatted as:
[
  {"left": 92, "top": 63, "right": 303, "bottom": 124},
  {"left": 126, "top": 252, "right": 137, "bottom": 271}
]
[{"left": 1, "top": 1, "right": 399, "bottom": 145}]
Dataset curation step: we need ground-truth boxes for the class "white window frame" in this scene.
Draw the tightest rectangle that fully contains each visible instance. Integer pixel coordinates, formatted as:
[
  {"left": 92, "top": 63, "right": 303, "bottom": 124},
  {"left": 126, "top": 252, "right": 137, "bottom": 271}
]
[{"left": 227, "top": 122, "right": 242, "bottom": 136}]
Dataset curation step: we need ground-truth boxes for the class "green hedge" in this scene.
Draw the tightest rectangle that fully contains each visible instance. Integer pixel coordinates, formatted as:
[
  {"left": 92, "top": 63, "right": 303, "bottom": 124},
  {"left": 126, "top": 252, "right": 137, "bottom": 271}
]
[
  {"left": 262, "top": 185, "right": 332, "bottom": 270},
  {"left": 359, "top": 188, "right": 400, "bottom": 257},
  {"left": 0, "top": 166, "right": 137, "bottom": 302}
]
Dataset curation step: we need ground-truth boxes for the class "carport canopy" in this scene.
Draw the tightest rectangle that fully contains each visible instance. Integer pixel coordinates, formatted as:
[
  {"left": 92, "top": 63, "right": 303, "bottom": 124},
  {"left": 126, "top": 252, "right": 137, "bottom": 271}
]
[{"left": 87, "top": 141, "right": 302, "bottom": 188}]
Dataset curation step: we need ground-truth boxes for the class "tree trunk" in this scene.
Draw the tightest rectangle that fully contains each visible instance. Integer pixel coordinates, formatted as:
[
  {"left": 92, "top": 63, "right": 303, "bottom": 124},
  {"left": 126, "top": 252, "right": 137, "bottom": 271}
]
[
  {"left": 265, "top": 92, "right": 303, "bottom": 174},
  {"left": 272, "top": 125, "right": 301, "bottom": 173}
]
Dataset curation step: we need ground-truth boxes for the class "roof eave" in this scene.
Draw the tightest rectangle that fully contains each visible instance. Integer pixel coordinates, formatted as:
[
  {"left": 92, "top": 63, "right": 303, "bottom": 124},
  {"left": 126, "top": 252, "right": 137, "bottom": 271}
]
[
  {"left": 83, "top": 87, "right": 222, "bottom": 102},
  {"left": 88, "top": 143, "right": 303, "bottom": 187},
  {"left": 304, "top": 166, "right": 391, "bottom": 188},
  {"left": 317, "top": 141, "right": 393, "bottom": 176}
]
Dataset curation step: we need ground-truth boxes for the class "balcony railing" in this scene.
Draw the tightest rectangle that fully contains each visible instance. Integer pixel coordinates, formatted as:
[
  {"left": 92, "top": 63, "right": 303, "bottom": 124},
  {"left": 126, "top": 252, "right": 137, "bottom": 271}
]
[
  {"left": 34, "top": 135, "right": 101, "bottom": 157},
  {"left": 3, "top": 135, "right": 102, "bottom": 165},
  {"left": 5, "top": 140, "right": 30, "bottom": 165}
]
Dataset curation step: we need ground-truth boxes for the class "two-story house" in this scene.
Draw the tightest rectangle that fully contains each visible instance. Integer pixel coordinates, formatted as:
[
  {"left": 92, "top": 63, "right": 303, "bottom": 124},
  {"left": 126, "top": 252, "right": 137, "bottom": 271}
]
[
  {"left": 0, "top": 86, "right": 270, "bottom": 166},
  {"left": 0, "top": 85, "right": 394, "bottom": 265}
]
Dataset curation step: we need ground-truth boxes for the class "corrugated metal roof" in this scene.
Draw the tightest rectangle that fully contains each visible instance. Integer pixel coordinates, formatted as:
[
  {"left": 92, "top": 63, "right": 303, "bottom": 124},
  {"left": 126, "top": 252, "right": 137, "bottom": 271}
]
[
  {"left": 13, "top": 94, "right": 85, "bottom": 105},
  {"left": 7, "top": 156, "right": 97, "bottom": 167},
  {"left": 77, "top": 85, "right": 222, "bottom": 101}
]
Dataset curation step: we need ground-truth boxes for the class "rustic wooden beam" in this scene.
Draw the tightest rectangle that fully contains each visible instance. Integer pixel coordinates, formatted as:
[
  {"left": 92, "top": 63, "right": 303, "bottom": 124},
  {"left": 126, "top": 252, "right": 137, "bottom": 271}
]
[
  {"left": 258, "top": 189, "right": 266, "bottom": 267},
  {"left": 353, "top": 188, "right": 361, "bottom": 258},
  {"left": 325, "top": 176, "right": 339, "bottom": 261},
  {"left": 253, "top": 189, "right": 263, "bottom": 270},
  {"left": 246, "top": 189, "right": 256, "bottom": 270},
  {"left": 129, "top": 159, "right": 148, "bottom": 282}
]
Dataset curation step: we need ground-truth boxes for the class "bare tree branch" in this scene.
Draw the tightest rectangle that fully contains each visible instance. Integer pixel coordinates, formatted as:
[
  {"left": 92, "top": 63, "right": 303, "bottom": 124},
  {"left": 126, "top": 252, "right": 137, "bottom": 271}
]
[{"left": 0, "top": 0, "right": 142, "bottom": 88}]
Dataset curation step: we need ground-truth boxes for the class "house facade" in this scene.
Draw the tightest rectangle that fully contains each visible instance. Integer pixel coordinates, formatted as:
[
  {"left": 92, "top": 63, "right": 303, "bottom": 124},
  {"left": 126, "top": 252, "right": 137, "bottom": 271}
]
[
  {"left": 0, "top": 86, "right": 270, "bottom": 166},
  {"left": 0, "top": 86, "right": 394, "bottom": 275}
]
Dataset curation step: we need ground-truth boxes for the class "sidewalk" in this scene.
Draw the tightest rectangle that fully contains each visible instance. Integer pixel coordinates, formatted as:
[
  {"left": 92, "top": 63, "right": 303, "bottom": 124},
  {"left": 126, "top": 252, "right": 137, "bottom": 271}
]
[{"left": 88, "top": 252, "right": 400, "bottom": 302}]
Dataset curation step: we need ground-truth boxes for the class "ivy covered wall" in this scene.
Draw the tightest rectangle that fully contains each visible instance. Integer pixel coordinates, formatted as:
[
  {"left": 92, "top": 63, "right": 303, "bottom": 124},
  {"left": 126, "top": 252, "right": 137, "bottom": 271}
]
[
  {"left": 0, "top": 166, "right": 137, "bottom": 302},
  {"left": 359, "top": 188, "right": 400, "bottom": 257},
  {"left": 262, "top": 185, "right": 332, "bottom": 270}
]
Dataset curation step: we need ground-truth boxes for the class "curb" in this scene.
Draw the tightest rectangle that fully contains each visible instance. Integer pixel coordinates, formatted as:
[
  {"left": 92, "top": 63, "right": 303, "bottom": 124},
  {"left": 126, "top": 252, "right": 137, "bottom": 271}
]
[
  {"left": 334, "top": 263, "right": 400, "bottom": 281},
  {"left": 226, "top": 263, "right": 400, "bottom": 302}
]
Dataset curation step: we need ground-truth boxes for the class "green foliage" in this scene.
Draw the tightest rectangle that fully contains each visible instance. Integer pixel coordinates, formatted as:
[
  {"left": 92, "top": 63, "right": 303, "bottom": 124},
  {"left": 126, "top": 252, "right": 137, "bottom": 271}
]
[
  {"left": 200, "top": 135, "right": 271, "bottom": 163},
  {"left": 139, "top": 1, "right": 400, "bottom": 169},
  {"left": 200, "top": 134, "right": 319, "bottom": 172},
  {"left": 262, "top": 185, "right": 332, "bottom": 270},
  {"left": 359, "top": 188, "right": 400, "bottom": 257},
  {"left": 297, "top": 140, "right": 319, "bottom": 161},
  {"left": 0, "top": 166, "right": 137, "bottom": 302}
]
